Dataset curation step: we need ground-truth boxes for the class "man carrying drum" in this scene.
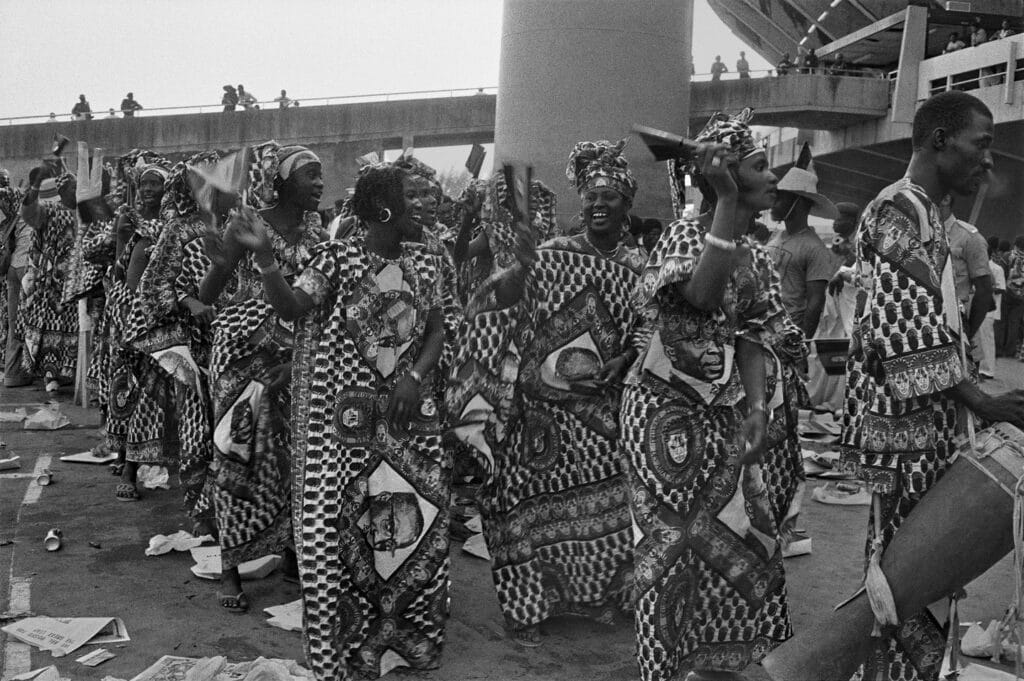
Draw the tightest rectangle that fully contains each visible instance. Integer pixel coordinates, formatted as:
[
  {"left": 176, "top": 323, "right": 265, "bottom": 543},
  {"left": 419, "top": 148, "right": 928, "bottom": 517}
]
[{"left": 763, "top": 90, "right": 1024, "bottom": 681}]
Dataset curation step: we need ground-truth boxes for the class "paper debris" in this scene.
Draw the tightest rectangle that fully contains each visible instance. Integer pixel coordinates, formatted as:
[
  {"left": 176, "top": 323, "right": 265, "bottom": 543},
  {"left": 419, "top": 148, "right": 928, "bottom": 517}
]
[
  {"left": 24, "top": 407, "right": 70, "bottom": 431},
  {"left": 0, "top": 455, "right": 21, "bottom": 471},
  {"left": 188, "top": 547, "right": 282, "bottom": 580},
  {"left": 145, "top": 531, "right": 213, "bottom": 557},
  {"left": 1, "top": 616, "right": 130, "bottom": 657},
  {"left": 137, "top": 465, "right": 170, "bottom": 490},
  {"left": 76, "top": 647, "right": 116, "bottom": 666},
  {"left": 462, "top": 533, "right": 490, "bottom": 560},
  {"left": 465, "top": 515, "right": 483, "bottom": 534},
  {"left": 0, "top": 408, "right": 29, "bottom": 422},
  {"left": 263, "top": 599, "right": 303, "bottom": 632},
  {"left": 128, "top": 655, "right": 313, "bottom": 681},
  {"left": 60, "top": 450, "right": 118, "bottom": 464},
  {"left": 10, "top": 666, "right": 62, "bottom": 681}
]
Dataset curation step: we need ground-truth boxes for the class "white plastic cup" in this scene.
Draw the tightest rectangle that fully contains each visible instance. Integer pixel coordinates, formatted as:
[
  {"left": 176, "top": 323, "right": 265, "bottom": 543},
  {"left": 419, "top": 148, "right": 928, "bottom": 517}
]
[
  {"left": 44, "top": 528, "right": 62, "bottom": 552},
  {"left": 35, "top": 469, "right": 54, "bottom": 486}
]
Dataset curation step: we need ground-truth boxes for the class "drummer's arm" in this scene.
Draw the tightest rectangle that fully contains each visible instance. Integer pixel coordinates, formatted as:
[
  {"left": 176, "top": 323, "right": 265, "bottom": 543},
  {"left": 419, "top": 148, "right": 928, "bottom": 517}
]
[{"left": 948, "top": 380, "right": 1024, "bottom": 430}]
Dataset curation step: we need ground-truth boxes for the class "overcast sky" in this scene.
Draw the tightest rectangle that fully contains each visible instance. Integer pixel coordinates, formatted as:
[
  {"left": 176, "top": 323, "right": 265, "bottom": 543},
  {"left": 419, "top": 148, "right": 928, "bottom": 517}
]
[{"left": 1, "top": 1, "right": 768, "bottom": 174}]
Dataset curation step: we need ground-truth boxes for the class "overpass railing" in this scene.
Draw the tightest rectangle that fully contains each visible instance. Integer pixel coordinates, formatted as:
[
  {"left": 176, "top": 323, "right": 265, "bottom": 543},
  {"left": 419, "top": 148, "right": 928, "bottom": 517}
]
[{"left": 3, "top": 86, "right": 498, "bottom": 126}]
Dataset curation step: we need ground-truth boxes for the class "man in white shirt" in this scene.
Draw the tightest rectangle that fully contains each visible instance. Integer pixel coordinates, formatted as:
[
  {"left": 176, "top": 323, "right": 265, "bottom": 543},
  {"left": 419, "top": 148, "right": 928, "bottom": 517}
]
[{"left": 978, "top": 240, "right": 1005, "bottom": 378}]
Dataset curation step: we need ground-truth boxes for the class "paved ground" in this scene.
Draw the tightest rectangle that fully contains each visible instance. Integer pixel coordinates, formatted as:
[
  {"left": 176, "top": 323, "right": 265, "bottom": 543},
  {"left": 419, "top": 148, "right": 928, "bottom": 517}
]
[{"left": 1, "top": 360, "right": 1023, "bottom": 680}]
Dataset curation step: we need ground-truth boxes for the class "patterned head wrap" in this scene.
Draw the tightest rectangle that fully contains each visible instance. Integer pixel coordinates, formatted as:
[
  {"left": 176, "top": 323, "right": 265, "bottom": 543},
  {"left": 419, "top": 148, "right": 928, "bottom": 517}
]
[
  {"left": 692, "top": 108, "right": 761, "bottom": 161},
  {"left": 0, "top": 169, "right": 9, "bottom": 188},
  {"left": 250, "top": 141, "right": 320, "bottom": 207},
  {"left": 670, "top": 108, "right": 764, "bottom": 217},
  {"left": 482, "top": 170, "right": 558, "bottom": 269},
  {"left": 394, "top": 154, "right": 443, "bottom": 201},
  {"left": 162, "top": 150, "right": 222, "bottom": 219},
  {"left": 566, "top": 139, "right": 637, "bottom": 200},
  {"left": 114, "top": 149, "right": 171, "bottom": 205}
]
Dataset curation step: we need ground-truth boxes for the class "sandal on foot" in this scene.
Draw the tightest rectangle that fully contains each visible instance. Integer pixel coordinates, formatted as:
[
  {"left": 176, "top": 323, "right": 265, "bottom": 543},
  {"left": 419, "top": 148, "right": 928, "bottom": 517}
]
[
  {"left": 217, "top": 591, "right": 249, "bottom": 614},
  {"left": 114, "top": 482, "right": 140, "bottom": 502},
  {"left": 511, "top": 624, "right": 542, "bottom": 648},
  {"left": 109, "top": 463, "right": 125, "bottom": 477}
]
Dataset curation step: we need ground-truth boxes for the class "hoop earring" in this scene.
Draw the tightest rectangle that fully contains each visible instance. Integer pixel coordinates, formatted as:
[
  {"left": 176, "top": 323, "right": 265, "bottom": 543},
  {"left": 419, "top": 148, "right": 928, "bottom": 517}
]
[{"left": 379, "top": 207, "right": 392, "bottom": 223}]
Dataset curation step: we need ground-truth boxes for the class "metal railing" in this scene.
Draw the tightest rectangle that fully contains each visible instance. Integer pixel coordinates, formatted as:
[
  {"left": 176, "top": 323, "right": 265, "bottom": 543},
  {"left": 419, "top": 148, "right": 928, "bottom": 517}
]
[
  {"left": 3, "top": 86, "right": 498, "bottom": 126},
  {"left": 928, "top": 59, "right": 1024, "bottom": 95},
  {"left": 690, "top": 67, "right": 887, "bottom": 81}
]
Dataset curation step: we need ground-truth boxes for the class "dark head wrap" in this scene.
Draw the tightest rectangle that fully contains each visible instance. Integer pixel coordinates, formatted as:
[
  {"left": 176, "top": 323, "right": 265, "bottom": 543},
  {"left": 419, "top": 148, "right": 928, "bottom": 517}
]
[
  {"left": 250, "top": 141, "right": 321, "bottom": 207},
  {"left": 566, "top": 139, "right": 637, "bottom": 200}
]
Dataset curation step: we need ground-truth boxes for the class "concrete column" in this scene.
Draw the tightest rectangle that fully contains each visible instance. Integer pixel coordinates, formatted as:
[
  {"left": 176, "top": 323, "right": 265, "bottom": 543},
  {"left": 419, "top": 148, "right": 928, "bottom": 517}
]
[
  {"left": 494, "top": 0, "right": 692, "bottom": 223},
  {"left": 891, "top": 4, "right": 928, "bottom": 123}
]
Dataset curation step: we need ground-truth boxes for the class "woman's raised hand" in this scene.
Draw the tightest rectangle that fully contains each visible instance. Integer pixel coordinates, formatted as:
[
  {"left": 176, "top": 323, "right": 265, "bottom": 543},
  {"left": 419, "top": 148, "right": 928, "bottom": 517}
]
[
  {"left": 225, "top": 206, "right": 271, "bottom": 254},
  {"left": 698, "top": 142, "right": 739, "bottom": 200}
]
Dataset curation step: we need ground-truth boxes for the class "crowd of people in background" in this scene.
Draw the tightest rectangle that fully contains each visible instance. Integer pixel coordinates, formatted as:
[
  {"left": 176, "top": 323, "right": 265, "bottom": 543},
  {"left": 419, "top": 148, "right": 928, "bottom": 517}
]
[{"left": 1, "top": 86, "right": 1023, "bottom": 681}]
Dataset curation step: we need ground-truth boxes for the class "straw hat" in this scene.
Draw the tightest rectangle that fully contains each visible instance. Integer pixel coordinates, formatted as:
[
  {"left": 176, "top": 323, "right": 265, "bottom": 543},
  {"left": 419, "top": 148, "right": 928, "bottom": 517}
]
[{"left": 777, "top": 167, "right": 837, "bottom": 219}]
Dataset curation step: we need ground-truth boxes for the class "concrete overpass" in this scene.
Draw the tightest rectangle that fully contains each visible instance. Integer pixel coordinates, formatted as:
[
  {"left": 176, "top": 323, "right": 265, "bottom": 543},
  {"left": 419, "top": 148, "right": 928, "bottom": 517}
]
[
  {"left": 1, "top": 9, "right": 1021, "bottom": 235},
  {"left": 0, "top": 74, "right": 889, "bottom": 212}
]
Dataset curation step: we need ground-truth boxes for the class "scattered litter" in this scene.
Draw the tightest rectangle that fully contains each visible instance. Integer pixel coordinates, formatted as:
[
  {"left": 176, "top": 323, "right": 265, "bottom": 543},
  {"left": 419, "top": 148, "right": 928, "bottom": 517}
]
[
  {"left": 89, "top": 541, "right": 102, "bottom": 549},
  {"left": 1, "top": 616, "right": 130, "bottom": 657},
  {"left": 811, "top": 481, "right": 870, "bottom": 506},
  {"left": 798, "top": 410, "right": 841, "bottom": 439},
  {"left": 940, "top": 649, "right": 1017, "bottom": 680},
  {"left": 9, "top": 666, "right": 63, "bottom": 681},
  {"left": 128, "top": 655, "right": 312, "bottom": 681},
  {"left": 0, "top": 408, "right": 29, "bottom": 422},
  {"left": 23, "top": 407, "right": 70, "bottom": 431},
  {"left": 0, "top": 455, "right": 21, "bottom": 471},
  {"left": 145, "top": 531, "right": 213, "bottom": 557},
  {"left": 36, "top": 469, "right": 55, "bottom": 486},
  {"left": 0, "top": 539, "right": 13, "bottom": 546},
  {"left": 137, "top": 465, "right": 170, "bottom": 490},
  {"left": 76, "top": 647, "right": 116, "bottom": 667},
  {"left": 188, "top": 546, "right": 282, "bottom": 581},
  {"left": 263, "top": 599, "right": 303, "bottom": 632},
  {"left": 44, "top": 528, "right": 62, "bottom": 552},
  {"left": 782, "top": 536, "right": 812, "bottom": 558},
  {"left": 960, "top": 620, "right": 1024, "bottom": 663},
  {"left": 60, "top": 450, "right": 118, "bottom": 464},
  {"left": 101, "top": 677, "right": 128, "bottom": 681},
  {"left": 465, "top": 515, "right": 483, "bottom": 534},
  {"left": 462, "top": 533, "right": 490, "bottom": 560}
]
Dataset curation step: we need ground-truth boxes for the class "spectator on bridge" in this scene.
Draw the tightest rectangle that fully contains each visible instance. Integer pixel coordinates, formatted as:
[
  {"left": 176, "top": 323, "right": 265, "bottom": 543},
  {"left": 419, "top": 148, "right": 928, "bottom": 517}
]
[
  {"left": 776, "top": 52, "right": 793, "bottom": 75},
  {"left": 106, "top": 108, "right": 118, "bottom": 119},
  {"left": 829, "top": 52, "right": 849, "bottom": 76},
  {"left": 736, "top": 51, "right": 750, "bottom": 79},
  {"left": 47, "top": 113, "right": 58, "bottom": 123},
  {"left": 120, "top": 92, "right": 142, "bottom": 117},
  {"left": 710, "top": 55, "right": 728, "bottom": 81},
  {"left": 970, "top": 17, "right": 987, "bottom": 46},
  {"left": 993, "top": 19, "right": 1015, "bottom": 41},
  {"left": 238, "top": 84, "right": 258, "bottom": 110},
  {"left": 804, "top": 47, "right": 820, "bottom": 74},
  {"left": 71, "top": 94, "right": 93, "bottom": 120},
  {"left": 274, "top": 89, "right": 292, "bottom": 108},
  {"left": 944, "top": 32, "right": 966, "bottom": 53},
  {"left": 221, "top": 85, "right": 238, "bottom": 111}
]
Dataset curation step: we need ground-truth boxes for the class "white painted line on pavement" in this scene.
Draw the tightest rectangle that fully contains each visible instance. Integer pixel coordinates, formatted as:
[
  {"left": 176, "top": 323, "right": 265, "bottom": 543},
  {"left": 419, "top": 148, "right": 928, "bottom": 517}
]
[
  {"left": 1, "top": 453, "right": 44, "bottom": 679},
  {"left": 21, "top": 455, "right": 51, "bottom": 506}
]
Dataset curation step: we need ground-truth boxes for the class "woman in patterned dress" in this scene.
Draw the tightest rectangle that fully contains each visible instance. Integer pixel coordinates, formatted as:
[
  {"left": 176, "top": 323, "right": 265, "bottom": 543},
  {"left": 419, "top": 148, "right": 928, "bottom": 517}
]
[
  {"left": 19, "top": 171, "right": 80, "bottom": 387},
  {"left": 230, "top": 162, "right": 451, "bottom": 679},
  {"left": 621, "top": 109, "right": 805, "bottom": 681},
  {"left": 198, "top": 144, "right": 325, "bottom": 614},
  {"left": 126, "top": 152, "right": 227, "bottom": 533},
  {"left": 449, "top": 141, "right": 645, "bottom": 647},
  {"left": 104, "top": 158, "right": 181, "bottom": 502}
]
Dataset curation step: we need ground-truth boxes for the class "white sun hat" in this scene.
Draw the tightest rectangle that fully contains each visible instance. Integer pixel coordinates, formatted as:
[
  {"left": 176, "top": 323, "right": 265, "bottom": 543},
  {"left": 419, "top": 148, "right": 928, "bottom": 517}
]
[{"left": 777, "top": 167, "right": 838, "bottom": 219}]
